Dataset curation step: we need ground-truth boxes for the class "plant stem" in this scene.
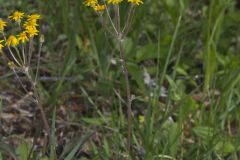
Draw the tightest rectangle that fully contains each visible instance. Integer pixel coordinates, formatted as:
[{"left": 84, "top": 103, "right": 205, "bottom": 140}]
[
  {"left": 118, "top": 38, "right": 132, "bottom": 153},
  {"left": 26, "top": 72, "right": 51, "bottom": 136}
]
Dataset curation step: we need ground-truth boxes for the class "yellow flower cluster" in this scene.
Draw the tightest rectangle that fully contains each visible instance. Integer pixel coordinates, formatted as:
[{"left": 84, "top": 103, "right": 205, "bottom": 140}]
[
  {"left": 0, "top": 11, "right": 41, "bottom": 48},
  {"left": 24, "top": 14, "right": 41, "bottom": 37},
  {"left": 83, "top": 0, "right": 105, "bottom": 12},
  {"left": 83, "top": 0, "right": 143, "bottom": 9}
]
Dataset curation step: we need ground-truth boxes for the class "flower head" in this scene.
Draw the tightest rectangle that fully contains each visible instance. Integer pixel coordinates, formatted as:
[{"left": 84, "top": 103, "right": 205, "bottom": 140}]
[
  {"left": 25, "top": 26, "right": 39, "bottom": 37},
  {"left": 18, "top": 32, "right": 29, "bottom": 43},
  {"left": 0, "top": 19, "right": 7, "bottom": 32},
  {"left": 94, "top": 4, "right": 105, "bottom": 11},
  {"left": 0, "top": 40, "right": 4, "bottom": 50},
  {"left": 27, "top": 14, "right": 41, "bottom": 21},
  {"left": 6, "top": 35, "right": 19, "bottom": 47},
  {"left": 107, "top": 0, "right": 122, "bottom": 5},
  {"left": 128, "top": 0, "right": 143, "bottom": 5},
  {"left": 23, "top": 20, "right": 39, "bottom": 30},
  {"left": 83, "top": 0, "right": 98, "bottom": 7},
  {"left": 8, "top": 11, "right": 24, "bottom": 22}
]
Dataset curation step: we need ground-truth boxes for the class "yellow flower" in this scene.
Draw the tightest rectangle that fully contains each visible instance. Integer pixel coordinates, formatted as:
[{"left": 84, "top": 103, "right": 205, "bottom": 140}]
[
  {"left": 18, "top": 32, "right": 29, "bottom": 43},
  {"left": 23, "top": 20, "right": 38, "bottom": 30},
  {"left": 8, "top": 11, "right": 24, "bottom": 22},
  {"left": 0, "top": 19, "right": 7, "bottom": 32},
  {"left": 128, "top": 0, "right": 143, "bottom": 5},
  {"left": 107, "top": 0, "right": 122, "bottom": 5},
  {"left": 27, "top": 14, "right": 41, "bottom": 21},
  {"left": 94, "top": 4, "right": 105, "bottom": 11},
  {"left": 0, "top": 40, "right": 4, "bottom": 50},
  {"left": 6, "top": 35, "right": 19, "bottom": 47},
  {"left": 25, "top": 27, "right": 39, "bottom": 37},
  {"left": 83, "top": 0, "right": 98, "bottom": 6}
]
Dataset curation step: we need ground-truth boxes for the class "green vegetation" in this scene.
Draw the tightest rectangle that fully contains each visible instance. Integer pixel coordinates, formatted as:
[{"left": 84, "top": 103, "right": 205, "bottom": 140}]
[{"left": 0, "top": 0, "right": 240, "bottom": 159}]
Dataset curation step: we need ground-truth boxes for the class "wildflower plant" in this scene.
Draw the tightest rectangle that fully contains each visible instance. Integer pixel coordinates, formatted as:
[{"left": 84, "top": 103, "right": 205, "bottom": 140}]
[
  {"left": 0, "top": 11, "right": 50, "bottom": 135},
  {"left": 83, "top": 0, "right": 143, "bottom": 153}
]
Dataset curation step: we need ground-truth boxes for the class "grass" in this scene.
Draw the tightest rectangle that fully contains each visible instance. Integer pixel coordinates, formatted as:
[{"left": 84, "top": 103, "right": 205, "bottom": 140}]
[{"left": 0, "top": 0, "right": 240, "bottom": 159}]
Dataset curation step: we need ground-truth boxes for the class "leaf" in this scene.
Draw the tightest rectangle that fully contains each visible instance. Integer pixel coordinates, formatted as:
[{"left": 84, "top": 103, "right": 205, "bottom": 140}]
[
  {"left": 179, "top": 96, "right": 198, "bottom": 121},
  {"left": 127, "top": 62, "right": 145, "bottom": 90},
  {"left": 193, "top": 126, "right": 214, "bottom": 140},
  {"left": 123, "top": 37, "right": 133, "bottom": 55},
  {"left": 0, "top": 142, "right": 17, "bottom": 160},
  {"left": 215, "top": 141, "right": 235, "bottom": 155},
  {"left": 136, "top": 43, "right": 158, "bottom": 62},
  {"left": 168, "top": 123, "right": 181, "bottom": 156},
  {"left": 0, "top": 152, "right": 2, "bottom": 160},
  {"left": 64, "top": 132, "right": 93, "bottom": 160},
  {"left": 75, "top": 35, "right": 83, "bottom": 50},
  {"left": 16, "top": 141, "right": 31, "bottom": 160},
  {"left": 81, "top": 117, "right": 105, "bottom": 126}
]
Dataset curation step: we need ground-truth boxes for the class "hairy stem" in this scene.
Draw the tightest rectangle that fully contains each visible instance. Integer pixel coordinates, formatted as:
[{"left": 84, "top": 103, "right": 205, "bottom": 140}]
[
  {"left": 26, "top": 72, "right": 51, "bottom": 136},
  {"left": 118, "top": 38, "right": 132, "bottom": 153}
]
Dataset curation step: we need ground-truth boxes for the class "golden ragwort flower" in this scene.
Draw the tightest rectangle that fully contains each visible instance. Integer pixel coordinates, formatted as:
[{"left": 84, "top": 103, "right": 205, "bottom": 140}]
[
  {"left": 18, "top": 32, "right": 29, "bottom": 43},
  {"left": 0, "top": 19, "right": 7, "bottom": 32},
  {"left": 6, "top": 35, "right": 19, "bottom": 47},
  {"left": 128, "top": 0, "right": 143, "bottom": 5},
  {"left": 8, "top": 11, "right": 24, "bottom": 22},
  {"left": 94, "top": 4, "right": 105, "bottom": 11},
  {"left": 27, "top": 14, "right": 41, "bottom": 21},
  {"left": 84, "top": 0, "right": 98, "bottom": 7},
  {"left": 107, "top": 0, "right": 122, "bottom": 5},
  {"left": 26, "top": 27, "right": 39, "bottom": 37},
  {"left": 22, "top": 14, "right": 41, "bottom": 38}
]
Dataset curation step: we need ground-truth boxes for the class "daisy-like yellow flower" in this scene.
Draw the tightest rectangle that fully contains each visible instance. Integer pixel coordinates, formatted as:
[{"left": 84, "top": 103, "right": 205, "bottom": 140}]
[
  {"left": 23, "top": 20, "right": 38, "bottom": 30},
  {"left": 6, "top": 35, "right": 19, "bottom": 47},
  {"left": 94, "top": 4, "right": 105, "bottom": 11},
  {"left": 26, "top": 27, "right": 39, "bottom": 37},
  {"left": 83, "top": 0, "right": 98, "bottom": 6},
  {"left": 27, "top": 14, "right": 41, "bottom": 21},
  {"left": 0, "top": 40, "right": 4, "bottom": 50},
  {"left": 18, "top": 32, "right": 29, "bottom": 43},
  {"left": 0, "top": 19, "right": 7, "bottom": 32},
  {"left": 128, "top": 0, "right": 143, "bottom": 5},
  {"left": 8, "top": 11, "right": 24, "bottom": 22},
  {"left": 107, "top": 0, "right": 122, "bottom": 5}
]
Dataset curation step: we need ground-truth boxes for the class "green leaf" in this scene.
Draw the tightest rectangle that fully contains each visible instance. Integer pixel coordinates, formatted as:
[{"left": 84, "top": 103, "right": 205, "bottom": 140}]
[
  {"left": 81, "top": 117, "right": 105, "bottom": 126},
  {"left": 0, "top": 142, "right": 17, "bottom": 160},
  {"left": 63, "top": 132, "right": 93, "bottom": 160},
  {"left": 215, "top": 141, "right": 235, "bottom": 155},
  {"left": 168, "top": 123, "right": 181, "bottom": 156},
  {"left": 75, "top": 35, "right": 83, "bottom": 50},
  {"left": 127, "top": 62, "right": 144, "bottom": 89},
  {"left": 193, "top": 126, "right": 214, "bottom": 140},
  {"left": 179, "top": 96, "right": 198, "bottom": 121},
  {"left": 123, "top": 37, "right": 133, "bottom": 55},
  {"left": 136, "top": 43, "right": 158, "bottom": 62},
  {"left": 16, "top": 141, "right": 31, "bottom": 160}
]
